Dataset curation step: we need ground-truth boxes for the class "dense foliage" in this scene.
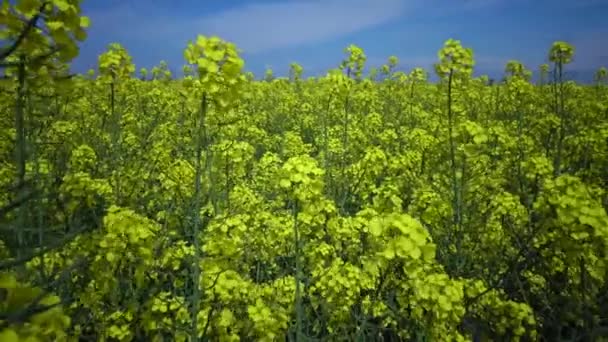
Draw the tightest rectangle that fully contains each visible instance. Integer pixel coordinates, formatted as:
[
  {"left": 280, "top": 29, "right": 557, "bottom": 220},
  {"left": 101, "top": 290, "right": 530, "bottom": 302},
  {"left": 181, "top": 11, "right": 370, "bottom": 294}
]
[{"left": 1, "top": 0, "right": 608, "bottom": 341}]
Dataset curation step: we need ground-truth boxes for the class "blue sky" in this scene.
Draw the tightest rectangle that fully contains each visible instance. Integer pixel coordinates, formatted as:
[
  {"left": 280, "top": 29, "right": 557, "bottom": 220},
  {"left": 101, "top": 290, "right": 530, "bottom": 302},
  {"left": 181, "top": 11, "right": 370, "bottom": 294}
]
[{"left": 73, "top": 0, "right": 608, "bottom": 81}]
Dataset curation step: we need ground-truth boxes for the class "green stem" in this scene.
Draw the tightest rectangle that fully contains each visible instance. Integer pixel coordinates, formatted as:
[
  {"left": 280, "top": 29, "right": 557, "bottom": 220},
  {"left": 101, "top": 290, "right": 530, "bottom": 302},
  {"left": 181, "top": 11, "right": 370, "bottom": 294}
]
[
  {"left": 293, "top": 200, "right": 303, "bottom": 341},
  {"left": 14, "top": 55, "right": 27, "bottom": 257},
  {"left": 190, "top": 92, "right": 208, "bottom": 341}
]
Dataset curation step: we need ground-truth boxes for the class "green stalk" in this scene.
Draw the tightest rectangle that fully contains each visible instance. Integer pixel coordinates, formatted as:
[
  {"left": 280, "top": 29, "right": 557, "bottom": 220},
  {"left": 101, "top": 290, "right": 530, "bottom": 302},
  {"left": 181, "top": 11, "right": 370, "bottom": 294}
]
[
  {"left": 14, "top": 55, "right": 27, "bottom": 257},
  {"left": 446, "top": 69, "right": 460, "bottom": 231},
  {"left": 190, "top": 91, "right": 208, "bottom": 341},
  {"left": 553, "top": 60, "right": 566, "bottom": 176},
  {"left": 292, "top": 199, "right": 304, "bottom": 341},
  {"left": 340, "top": 93, "right": 350, "bottom": 213},
  {"left": 323, "top": 97, "right": 332, "bottom": 195}
]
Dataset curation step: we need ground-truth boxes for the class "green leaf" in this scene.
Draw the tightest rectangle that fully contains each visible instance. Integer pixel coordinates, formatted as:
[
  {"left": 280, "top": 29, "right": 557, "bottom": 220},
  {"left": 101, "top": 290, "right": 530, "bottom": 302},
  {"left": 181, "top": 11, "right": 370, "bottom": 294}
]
[
  {"left": 381, "top": 245, "right": 395, "bottom": 259},
  {"left": 473, "top": 134, "right": 487, "bottom": 144},
  {"left": 135, "top": 267, "right": 145, "bottom": 288},
  {"left": 54, "top": 0, "right": 70, "bottom": 11},
  {"left": 421, "top": 244, "right": 436, "bottom": 261},
  {"left": 409, "top": 246, "right": 421, "bottom": 260},
  {"left": 438, "top": 296, "right": 452, "bottom": 310},
  {"left": 219, "top": 309, "right": 234, "bottom": 326},
  {"left": 106, "top": 251, "right": 116, "bottom": 262},
  {"left": 197, "top": 58, "right": 210, "bottom": 70},
  {"left": 207, "top": 49, "right": 224, "bottom": 62},
  {"left": 390, "top": 195, "right": 402, "bottom": 208},
  {"left": 369, "top": 218, "right": 383, "bottom": 237},
  {"left": 408, "top": 229, "right": 428, "bottom": 245},
  {"left": 291, "top": 173, "right": 304, "bottom": 183},
  {"left": 80, "top": 16, "right": 91, "bottom": 28},
  {"left": 571, "top": 231, "right": 589, "bottom": 240},
  {"left": 219, "top": 223, "right": 229, "bottom": 233},
  {"left": 396, "top": 236, "right": 414, "bottom": 257},
  {"left": 16, "top": 0, "right": 37, "bottom": 13},
  {"left": 46, "top": 21, "right": 64, "bottom": 30},
  {"left": 0, "top": 329, "right": 19, "bottom": 342},
  {"left": 207, "top": 62, "right": 219, "bottom": 73}
]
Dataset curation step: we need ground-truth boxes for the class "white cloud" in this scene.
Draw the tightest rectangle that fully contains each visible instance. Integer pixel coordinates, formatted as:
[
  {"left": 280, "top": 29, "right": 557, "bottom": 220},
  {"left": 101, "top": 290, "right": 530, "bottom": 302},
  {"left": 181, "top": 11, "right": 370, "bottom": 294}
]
[
  {"left": 191, "top": 0, "right": 410, "bottom": 53},
  {"left": 85, "top": 0, "right": 526, "bottom": 56},
  {"left": 89, "top": 0, "right": 411, "bottom": 54}
]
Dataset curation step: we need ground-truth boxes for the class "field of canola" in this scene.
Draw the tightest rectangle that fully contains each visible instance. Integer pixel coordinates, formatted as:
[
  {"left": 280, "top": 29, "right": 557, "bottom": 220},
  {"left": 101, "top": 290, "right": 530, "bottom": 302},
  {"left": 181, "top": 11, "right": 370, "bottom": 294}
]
[{"left": 1, "top": 1, "right": 608, "bottom": 341}]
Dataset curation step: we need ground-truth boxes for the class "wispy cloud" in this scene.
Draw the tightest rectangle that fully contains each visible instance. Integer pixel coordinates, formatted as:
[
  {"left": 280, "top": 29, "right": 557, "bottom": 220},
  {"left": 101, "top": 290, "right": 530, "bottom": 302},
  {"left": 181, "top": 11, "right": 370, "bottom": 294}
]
[
  {"left": 422, "top": 0, "right": 515, "bottom": 16},
  {"left": 89, "top": 0, "right": 412, "bottom": 54},
  {"left": 194, "top": 0, "right": 411, "bottom": 53},
  {"left": 75, "top": 0, "right": 607, "bottom": 79}
]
